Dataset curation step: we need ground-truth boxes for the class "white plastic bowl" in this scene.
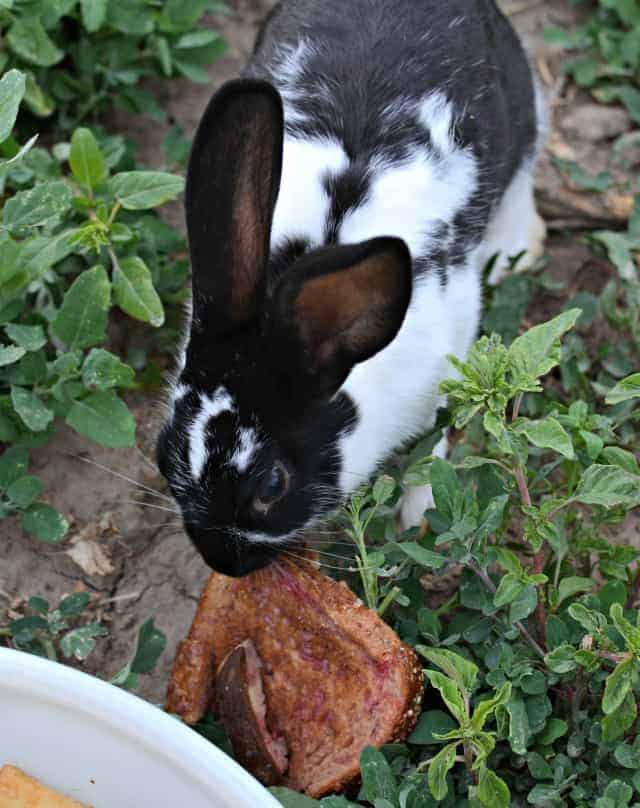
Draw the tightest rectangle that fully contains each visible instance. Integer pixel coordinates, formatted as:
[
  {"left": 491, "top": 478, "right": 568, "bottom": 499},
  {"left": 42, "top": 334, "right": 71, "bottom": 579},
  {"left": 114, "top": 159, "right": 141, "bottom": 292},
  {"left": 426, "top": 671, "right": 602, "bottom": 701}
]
[{"left": 0, "top": 648, "right": 281, "bottom": 807}]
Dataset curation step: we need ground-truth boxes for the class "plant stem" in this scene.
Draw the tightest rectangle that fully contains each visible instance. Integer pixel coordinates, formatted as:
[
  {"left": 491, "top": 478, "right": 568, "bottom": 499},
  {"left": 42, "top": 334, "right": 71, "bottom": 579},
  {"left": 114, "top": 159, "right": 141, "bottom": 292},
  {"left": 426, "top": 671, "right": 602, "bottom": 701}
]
[
  {"left": 512, "top": 393, "right": 524, "bottom": 420},
  {"left": 42, "top": 636, "right": 57, "bottom": 661},
  {"left": 468, "top": 561, "right": 545, "bottom": 659},
  {"left": 514, "top": 466, "right": 532, "bottom": 508},
  {"left": 463, "top": 742, "right": 478, "bottom": 786},
  {"left": 107, "top": 200, "right": 122, "bottom": 227},
  {"left": 513, "top": 462, "right": 548, "bottom": 647},
  {"left": 377, "top": 586, "right": 401, "bottom": 618}
]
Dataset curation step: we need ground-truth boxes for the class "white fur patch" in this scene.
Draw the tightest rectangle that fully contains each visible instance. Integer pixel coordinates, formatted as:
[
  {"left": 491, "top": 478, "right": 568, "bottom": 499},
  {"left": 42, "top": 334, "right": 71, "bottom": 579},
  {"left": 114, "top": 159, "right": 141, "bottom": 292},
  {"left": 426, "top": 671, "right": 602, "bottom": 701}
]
[
  {"left": 270, "top": 136, "right": 349, "bottom": 248},
  {"left": 338, "top": 254, "right": 483, "bottom": 495},
  {"left": 173, "top": 383, "right": 189, "bottom": 402},
  {"left": 188, "top": 387, "right": 235, "bottom": 479},
  {"left": 230, "top": 427, "right": 260, "bottom": 473},
  {"left": 339, "top": 142, "right": 476, "bottom": 259},
  {"left": 270, "top": 40, "right": 312, "bottom": 125},
  {"left": 418, "top": 92, "right": 456, "bottom": 155}
]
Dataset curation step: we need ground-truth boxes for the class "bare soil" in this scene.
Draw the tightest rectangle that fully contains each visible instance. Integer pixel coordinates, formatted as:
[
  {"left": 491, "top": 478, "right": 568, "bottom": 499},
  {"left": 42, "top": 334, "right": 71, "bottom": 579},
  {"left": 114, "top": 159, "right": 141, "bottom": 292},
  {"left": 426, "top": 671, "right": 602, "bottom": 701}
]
[{"left": 1, "top": 0, "right": 638, "bottom": 703}]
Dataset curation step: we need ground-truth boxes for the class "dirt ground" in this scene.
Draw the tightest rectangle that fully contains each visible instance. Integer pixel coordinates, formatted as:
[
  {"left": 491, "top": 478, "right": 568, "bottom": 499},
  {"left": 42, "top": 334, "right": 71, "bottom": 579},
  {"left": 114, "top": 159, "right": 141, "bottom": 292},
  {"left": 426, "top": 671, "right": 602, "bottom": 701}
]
[{"left": 1, "top": 0, "right": 639, "bottom": 703}]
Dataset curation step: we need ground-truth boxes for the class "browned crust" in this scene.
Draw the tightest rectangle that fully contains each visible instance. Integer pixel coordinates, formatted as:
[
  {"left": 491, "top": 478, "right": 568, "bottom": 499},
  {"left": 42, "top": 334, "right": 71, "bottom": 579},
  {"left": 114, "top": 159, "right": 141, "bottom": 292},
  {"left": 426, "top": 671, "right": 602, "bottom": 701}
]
[
  {"left": 166, "top": 559, "right": 425, "bottom": 798},
  {"left": 165, "top": 571, "right": 223, "bottom": 723},
  {"left": 0, "top": 765, "right": 91, "bottom": 807},
  {"left": 165, "top": 637, "right": 217, "bottom": 724}
]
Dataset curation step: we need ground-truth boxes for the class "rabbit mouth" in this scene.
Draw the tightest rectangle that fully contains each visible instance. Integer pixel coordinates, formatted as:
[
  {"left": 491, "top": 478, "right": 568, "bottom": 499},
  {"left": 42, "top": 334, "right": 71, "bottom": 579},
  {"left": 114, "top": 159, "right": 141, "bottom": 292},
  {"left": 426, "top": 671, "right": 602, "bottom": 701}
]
[{"left": 185, "top": 522, "right": 281, "bottom": 577}]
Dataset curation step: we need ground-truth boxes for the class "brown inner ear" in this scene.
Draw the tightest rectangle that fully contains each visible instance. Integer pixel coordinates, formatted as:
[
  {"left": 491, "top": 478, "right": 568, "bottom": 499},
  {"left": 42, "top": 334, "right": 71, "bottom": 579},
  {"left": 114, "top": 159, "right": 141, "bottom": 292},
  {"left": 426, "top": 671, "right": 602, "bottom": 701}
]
[
  {"left": 295, "top": 253, "right": 400, "bottom": 361},
  {"left": 230, "top": 121, "right": 278, "bottom": 323}
]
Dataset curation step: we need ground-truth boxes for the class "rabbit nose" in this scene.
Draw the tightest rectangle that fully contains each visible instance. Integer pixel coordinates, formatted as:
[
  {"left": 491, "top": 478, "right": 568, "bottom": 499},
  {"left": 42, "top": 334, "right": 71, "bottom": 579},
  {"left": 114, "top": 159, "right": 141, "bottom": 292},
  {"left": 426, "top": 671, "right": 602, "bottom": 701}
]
[{"left": 185, "top": 523, "right": 277, "bottom": 577}]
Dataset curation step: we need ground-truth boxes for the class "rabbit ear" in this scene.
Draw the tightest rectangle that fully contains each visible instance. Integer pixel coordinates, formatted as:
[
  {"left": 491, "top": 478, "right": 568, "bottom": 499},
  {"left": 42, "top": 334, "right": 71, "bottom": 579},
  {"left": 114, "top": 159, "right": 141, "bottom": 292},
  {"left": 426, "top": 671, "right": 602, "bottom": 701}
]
[
  {"left": 186, "top": 79, "right": 283, "bottom": 335},
  {"left": 269, "top": 237, "right": 413, "bottom": 397}
]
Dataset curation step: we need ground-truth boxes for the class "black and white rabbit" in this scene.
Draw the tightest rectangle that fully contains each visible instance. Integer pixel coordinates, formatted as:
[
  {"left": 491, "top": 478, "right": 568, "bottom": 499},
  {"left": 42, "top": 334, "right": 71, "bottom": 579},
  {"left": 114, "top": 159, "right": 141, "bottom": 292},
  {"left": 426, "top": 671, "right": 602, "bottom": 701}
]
[{"left": 156, "top": 0, "right": 547, "bottom": 576}]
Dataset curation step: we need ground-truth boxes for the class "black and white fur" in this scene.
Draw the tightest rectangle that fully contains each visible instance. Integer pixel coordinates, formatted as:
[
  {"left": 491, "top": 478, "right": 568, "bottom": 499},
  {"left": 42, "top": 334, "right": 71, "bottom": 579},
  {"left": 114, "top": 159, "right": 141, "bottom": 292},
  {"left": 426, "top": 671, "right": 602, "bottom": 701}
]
[{"left": 157, "top": 0, "right": 546, "bottom": 576}]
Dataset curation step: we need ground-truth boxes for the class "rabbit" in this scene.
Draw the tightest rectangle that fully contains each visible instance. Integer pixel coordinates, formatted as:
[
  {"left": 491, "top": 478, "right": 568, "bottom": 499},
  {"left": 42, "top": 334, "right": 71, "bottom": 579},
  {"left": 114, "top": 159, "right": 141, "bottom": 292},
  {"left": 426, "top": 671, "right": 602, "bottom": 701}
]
[{"left": 156, "top": 0, "right": 547, "bottom": 577}]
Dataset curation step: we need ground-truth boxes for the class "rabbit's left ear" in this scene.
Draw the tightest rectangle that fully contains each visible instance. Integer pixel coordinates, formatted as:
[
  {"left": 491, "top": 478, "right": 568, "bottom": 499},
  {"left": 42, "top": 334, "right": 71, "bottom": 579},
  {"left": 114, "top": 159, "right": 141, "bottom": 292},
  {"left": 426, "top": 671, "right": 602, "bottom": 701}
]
[
  {"left": 186, "top": 79, "right": 284, "bottom": 337},
  {"left": 268, "top": 237, "right": 412, "bottom": 397}
]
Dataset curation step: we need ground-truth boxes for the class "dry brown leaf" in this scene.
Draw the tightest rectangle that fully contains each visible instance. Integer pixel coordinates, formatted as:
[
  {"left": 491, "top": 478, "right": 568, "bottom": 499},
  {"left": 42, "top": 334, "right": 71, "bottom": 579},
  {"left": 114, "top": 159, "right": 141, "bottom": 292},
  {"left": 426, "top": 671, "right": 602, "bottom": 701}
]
[
  {"left": 66, "top": 538, "right": 115, "bottom": 577},
  {"left": 605, "top": 192, "right": 635, "bottom": 220}
]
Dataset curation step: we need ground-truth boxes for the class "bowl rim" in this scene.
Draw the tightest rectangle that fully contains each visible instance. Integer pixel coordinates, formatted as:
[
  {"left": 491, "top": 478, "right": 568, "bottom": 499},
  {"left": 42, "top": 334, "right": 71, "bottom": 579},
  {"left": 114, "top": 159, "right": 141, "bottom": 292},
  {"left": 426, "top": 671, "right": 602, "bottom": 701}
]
[{"left": 0, "top": 647, "right": 281, "bottom": 807}]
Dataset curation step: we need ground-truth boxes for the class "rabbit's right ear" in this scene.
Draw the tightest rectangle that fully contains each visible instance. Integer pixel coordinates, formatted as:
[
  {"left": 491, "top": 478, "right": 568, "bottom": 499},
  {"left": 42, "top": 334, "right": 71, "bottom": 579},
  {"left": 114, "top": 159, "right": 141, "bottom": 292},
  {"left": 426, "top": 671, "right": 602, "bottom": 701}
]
[{"left": 186, "top": 79, "right": 283, "bottom": 338}]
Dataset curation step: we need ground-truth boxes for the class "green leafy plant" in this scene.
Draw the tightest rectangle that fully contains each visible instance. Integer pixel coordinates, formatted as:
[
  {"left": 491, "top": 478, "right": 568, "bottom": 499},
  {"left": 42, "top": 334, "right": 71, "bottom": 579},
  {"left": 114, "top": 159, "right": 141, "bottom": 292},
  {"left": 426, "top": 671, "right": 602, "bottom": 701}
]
[
  {"left": 1, "top": 592, "right": 166, "bottom": 690},
  {"left": 2, "top": 591, "right": 107, "bottom": 662},
  {"left": 0, "top": 0, "right": 227, "bottom": 131},
  {"left": 546, "top": 0, "right": 640, "bottom": 123},
  {"left": 1, "top": 75, "right": 187, "bottom": 534},
  {"left": 265, "top": 303, "right": 640, "bottom": 807}
]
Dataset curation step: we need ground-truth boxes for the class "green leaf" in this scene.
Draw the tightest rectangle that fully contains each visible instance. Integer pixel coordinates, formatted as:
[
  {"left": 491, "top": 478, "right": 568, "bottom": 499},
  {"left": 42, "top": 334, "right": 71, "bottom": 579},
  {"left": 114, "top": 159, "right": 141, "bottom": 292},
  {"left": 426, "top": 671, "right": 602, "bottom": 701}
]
[
  {"left": 477, "top": 766, "right": 510, "bottom": 808},
  {"left": 592, "top": 230, "right": 637, "bottom": 281},
  {"left": 3, "top": 181, "right": 72, "bottom": 231},
  {"left": 5, "top": 324, "right": 46, "bottom": 352},
  {"left": 427, "top": 742, "right": 458, "bottom": 801},
  {"left": 113, "top": 255, "right": 164, "bottom": 327},
  {"left": 527, "top": 784, "right": 563, "bottom": 805},
  {"left": 504, "top": 699, "right": 530, "bottom": 755},
  {"left": 508, "top": 309, "right": 582, "bottom": 382},
  {"left": 597, "top": 780, "right": 633, "bottom": 808},
  {"left": 0, "top": 345, "right": 26, "bottom": 367},
  {"left": 602, "top": 689, "right": 637, "bottom": 742},
  {"left": 21, "top": 503, "right": 68, "bottom": 543},
  {"left": 425, "top": 670, "right": 466, "bottom": 724},
  {"left": 418, "top": 647, "right": 478, "bottom": 696},
  {"left": 269, "top": 789, "right": 319, "bottom": 807},
  {"left": 536, "top": 717, "right": 567, "bottom": 746},
  {"left": 557, "top": 576, "right": 594, "bottom": 606},
  {"left": 82, "top": 349, "right": 135, "bottom": 391},
  {"left": 527, "top": 751, "right": 553, "bottom": 781},
  {"left": 0, "top": 69, "right": 26, "bottom": 144},
  {"left": 109, "top": 171, "right": 185, "bottom": 210},
  {"left": 614, "top": 737, "right": 640, "bottom": 769},
  {"left": 517, "top": 417, "right": 575, "bottom": 460},
  {"left": 409, "top": 710, "right": 458, "bottom": 745},
  {"left": 110, "top": 617, "right": 166, "bottom": 688},
  {"left": 80, "top": 0, "right": 107, "bottom": 31},
  {"left": 0, "top": 446, "right": 29, "bottom": 489},
  {"left": 603, "top": 657, "right": 636, "bottom": 715},
  {"left": 568, "top": 602, "right": 607, "bottom": 634},
  {"left": 574, "top": 465, "right": 640, "bottom": 509},
  {"left": 494, "top": 573, "right": 525, "bottom": 608},
  {"left": 59, "top": 592, "right": 90, "bottom": 616},
  {"left": 544, "top": 643, "right": 577, "bottom": 674},
  {"left": 69, "top": 128, "right": 107, "bottom": 190},
  {"left": 390, "top": 542, "right": 446, "bottom": 569},
  {"left": 66, "top": 391, "right": 135, "bottom": 448},
  {"left": 175, "top": 30, "right": 221, "bottom": 48},
  {"left": 471, "top": 682, "right": 512, "bottom": 731},
  {"left": 28, "top": 596, "right": 49, "bottom": 615},
  {"left": 10, "top": 386, "right": 54, "bottom": 432},
  {"left": 373, "top": 475, "right": 396, "bottom": 505},
  {"left": 6, "top": 475, "right": 42, "bottom": 508},
  {"left": 430, "top": 458, "right": 460, "bottom": 519},
  {"left": 610, "top": 603, "right": 640, "bottom": 654},
  {"left": 360, "top": 747, "right": 398, "bottom": 806},
  {"left": 606, "top": 373, "right": 640, "bottom": 405},
  {"left": 509, "top": 583, "right": 537, "bottom": 622},
  {"left": 52, "top": 266, "right": 111, "bottom": 349},
  {"left": 60, "top": 623, "right": 108, "bottom": 661},
  {"left": 7, "top": 18, "right": 63, "bottom": 67},
  {"left": 601, "top": 447, "right": 639, "bottom": 475}
]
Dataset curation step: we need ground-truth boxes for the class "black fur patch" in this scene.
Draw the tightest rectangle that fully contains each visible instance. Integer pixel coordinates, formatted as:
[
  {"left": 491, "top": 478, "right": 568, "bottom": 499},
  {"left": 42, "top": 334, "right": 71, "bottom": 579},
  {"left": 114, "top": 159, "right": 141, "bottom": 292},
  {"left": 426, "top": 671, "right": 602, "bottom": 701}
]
[{"left": 246, "top": 0, "right": 538, "bottom": 284}]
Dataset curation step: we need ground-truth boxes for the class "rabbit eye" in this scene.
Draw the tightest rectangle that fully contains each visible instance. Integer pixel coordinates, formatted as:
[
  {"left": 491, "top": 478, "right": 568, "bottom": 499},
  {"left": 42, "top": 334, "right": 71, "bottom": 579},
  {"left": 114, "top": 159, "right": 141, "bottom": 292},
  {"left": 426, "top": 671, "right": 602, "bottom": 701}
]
[{"left": 254, "top": 461, "right": 290, "bottom": 513}]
